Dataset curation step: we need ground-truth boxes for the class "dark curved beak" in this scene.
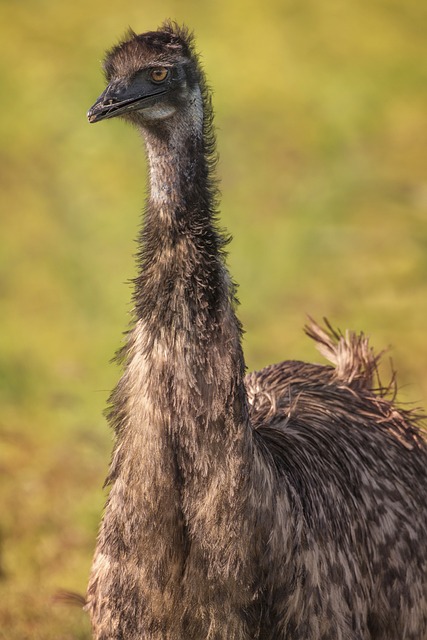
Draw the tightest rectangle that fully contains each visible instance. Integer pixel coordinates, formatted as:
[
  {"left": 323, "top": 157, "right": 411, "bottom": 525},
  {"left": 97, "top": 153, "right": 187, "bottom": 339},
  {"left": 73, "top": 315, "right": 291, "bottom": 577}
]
[{"left": 87, "top": 82, "right": 167, "bottom": 123}]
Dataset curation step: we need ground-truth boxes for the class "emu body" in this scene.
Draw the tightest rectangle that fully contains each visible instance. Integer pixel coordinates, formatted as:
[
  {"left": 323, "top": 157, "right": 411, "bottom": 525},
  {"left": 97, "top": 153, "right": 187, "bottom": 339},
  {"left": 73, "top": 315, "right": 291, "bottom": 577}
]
[{"left": 86, "top": 23, "right": 427, "bottom": 639}]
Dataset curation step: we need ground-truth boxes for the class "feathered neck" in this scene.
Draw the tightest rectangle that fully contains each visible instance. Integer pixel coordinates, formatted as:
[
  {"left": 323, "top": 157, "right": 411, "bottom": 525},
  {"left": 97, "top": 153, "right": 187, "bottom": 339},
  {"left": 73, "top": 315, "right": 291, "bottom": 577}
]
[
  {"left": 114, "top": 65, "right": 250, "bottom": 454},
  {"left": 131, "top": 75, "right": 240, "bottom": 348}
]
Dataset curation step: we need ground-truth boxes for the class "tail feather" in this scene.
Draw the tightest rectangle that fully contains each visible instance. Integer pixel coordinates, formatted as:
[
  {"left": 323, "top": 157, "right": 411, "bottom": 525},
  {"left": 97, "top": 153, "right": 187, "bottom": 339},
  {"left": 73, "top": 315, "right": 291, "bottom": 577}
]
[{"left": 304, "top": 317, "right": 390, "bottom": 394}]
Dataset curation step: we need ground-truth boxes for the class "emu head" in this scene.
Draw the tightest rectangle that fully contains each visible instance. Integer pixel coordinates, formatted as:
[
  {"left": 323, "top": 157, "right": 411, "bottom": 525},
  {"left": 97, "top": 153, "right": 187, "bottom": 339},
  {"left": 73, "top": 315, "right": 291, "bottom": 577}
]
[{"left": 87, "top": 24, "right": 200, "bottom": 128}]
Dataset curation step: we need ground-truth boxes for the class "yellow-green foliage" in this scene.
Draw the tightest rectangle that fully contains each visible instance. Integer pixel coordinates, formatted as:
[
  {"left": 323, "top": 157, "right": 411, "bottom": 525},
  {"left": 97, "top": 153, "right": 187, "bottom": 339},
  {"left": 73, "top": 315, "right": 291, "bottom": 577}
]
[{"left": 1, "top": 0, "right": 426, "bottom": 637}]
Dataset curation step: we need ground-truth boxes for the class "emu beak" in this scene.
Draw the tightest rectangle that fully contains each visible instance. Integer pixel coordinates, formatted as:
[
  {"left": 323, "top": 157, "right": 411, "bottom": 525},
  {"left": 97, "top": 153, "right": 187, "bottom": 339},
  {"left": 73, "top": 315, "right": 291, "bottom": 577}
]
[
  {"left": 87, "top": 82, "right": 136, "bottom": 123},
  {"left": 87, "top": 81, "right": 167, "bottom": 123}
]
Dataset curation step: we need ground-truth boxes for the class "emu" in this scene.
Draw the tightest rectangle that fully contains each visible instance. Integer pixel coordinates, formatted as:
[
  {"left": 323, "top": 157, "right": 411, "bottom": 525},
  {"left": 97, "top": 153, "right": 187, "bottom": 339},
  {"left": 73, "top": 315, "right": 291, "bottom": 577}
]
[{"left": 86, "top": 22, "right": 427, "bottom": 639}]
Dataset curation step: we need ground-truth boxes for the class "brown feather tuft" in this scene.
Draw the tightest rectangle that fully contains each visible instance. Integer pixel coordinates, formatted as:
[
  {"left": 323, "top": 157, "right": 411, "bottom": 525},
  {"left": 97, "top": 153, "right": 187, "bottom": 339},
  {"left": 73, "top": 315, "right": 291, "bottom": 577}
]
[
  {"left": 52, "top": 590, "right": 87, "bottom": 608},
  {"left": 305, "top": 317, "right": 386, "bottom": 392}
]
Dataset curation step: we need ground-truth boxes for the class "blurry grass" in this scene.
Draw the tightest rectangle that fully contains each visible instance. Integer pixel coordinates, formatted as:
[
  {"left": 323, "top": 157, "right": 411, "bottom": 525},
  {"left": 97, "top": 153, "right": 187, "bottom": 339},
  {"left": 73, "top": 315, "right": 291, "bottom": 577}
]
[{"left": 1, "top": 0, "right": 426, "bottom": 636}]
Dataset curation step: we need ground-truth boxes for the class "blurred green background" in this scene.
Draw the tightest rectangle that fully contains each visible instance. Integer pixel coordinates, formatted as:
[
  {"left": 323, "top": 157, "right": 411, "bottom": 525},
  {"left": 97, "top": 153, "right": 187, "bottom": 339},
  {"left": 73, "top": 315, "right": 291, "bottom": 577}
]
[{"left": 1, "top": 0, "right": 426, "bottom": 637}]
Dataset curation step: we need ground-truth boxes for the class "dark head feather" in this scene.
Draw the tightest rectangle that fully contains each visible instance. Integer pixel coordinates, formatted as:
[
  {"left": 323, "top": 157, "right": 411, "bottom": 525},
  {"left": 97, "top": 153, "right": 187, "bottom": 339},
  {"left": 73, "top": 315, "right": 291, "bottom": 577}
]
[{"left": 103, "top": 22, "right": 195, "bottom": 82}]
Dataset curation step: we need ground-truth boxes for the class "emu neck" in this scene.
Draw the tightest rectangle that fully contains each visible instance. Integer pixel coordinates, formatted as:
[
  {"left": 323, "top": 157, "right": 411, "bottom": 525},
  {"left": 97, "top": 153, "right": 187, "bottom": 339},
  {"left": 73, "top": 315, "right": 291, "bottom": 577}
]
[{"left": 126, "top": 91, "right": 249, "bottom": 459}]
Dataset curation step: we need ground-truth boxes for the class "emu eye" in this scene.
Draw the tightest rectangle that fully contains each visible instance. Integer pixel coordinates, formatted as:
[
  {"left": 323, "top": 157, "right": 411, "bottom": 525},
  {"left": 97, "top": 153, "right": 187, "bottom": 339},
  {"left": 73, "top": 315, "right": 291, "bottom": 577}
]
[{"left": 150, "top": 67, "right": 169, "bottom": 83}]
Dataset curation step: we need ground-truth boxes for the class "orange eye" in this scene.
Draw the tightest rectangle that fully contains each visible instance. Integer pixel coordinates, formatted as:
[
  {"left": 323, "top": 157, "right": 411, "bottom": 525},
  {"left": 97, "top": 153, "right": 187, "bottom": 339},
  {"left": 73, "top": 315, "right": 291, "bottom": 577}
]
[{"left": 150, "top": 67, "right": 169, "bottom": 83}]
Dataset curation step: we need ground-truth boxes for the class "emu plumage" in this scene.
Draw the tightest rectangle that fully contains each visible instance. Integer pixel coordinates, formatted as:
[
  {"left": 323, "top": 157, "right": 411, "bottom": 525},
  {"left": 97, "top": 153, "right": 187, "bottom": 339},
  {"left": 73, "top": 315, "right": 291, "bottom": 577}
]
[{"left": 86, "top": 22, "right": 427, "bottom": 639}]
